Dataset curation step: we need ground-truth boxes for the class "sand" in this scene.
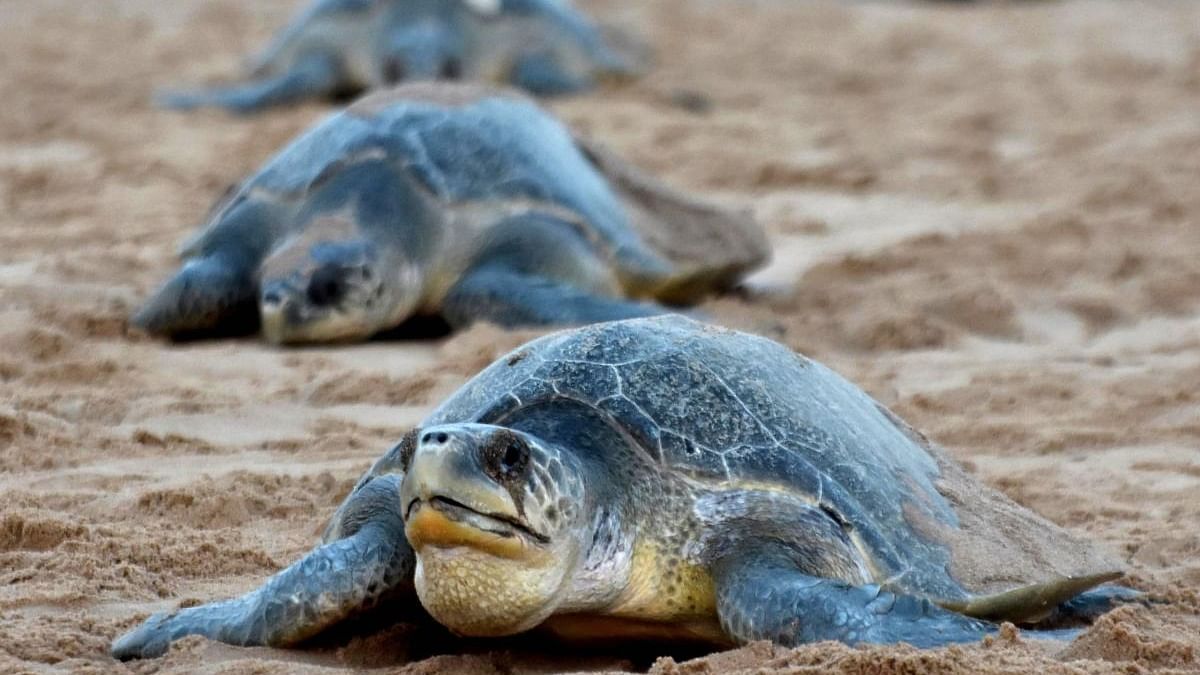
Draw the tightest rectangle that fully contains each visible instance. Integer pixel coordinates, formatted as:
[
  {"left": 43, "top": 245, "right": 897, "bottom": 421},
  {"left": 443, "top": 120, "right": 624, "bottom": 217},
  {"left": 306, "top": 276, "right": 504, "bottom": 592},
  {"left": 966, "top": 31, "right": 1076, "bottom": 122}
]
[{"left": 1, "top": 0, "right": 1198, "bottom": 673}]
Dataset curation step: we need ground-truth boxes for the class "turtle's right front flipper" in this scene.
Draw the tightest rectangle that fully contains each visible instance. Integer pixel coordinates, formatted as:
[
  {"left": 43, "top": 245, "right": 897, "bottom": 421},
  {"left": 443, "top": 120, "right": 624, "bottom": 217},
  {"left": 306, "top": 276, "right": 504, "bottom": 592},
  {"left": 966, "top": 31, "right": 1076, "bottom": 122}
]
[
  {"left": 713, "top": 544, "right": 996, "bottom": 648},
  {"left": 157, "top": 52, "right": 343, "bottom": 114},
  {"left": 131, "top": 253, "right": 259, "bottom": 338},
  {"left": 111, "top": 476, "right": 416, "bottom": 660},
  {"left": 132, "top": 197, "right": 283, "bottom": 338}
]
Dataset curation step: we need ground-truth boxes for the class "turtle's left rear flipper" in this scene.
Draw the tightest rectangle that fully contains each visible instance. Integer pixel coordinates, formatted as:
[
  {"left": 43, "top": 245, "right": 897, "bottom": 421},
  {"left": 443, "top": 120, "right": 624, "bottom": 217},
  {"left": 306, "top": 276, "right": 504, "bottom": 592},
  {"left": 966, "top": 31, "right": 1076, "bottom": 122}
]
[
  {"left": 1040, "top": 585, "right": 1146, "bottom": 624},
  {"left": 573, "top": 137, "right": 768, "bottom": 304}
]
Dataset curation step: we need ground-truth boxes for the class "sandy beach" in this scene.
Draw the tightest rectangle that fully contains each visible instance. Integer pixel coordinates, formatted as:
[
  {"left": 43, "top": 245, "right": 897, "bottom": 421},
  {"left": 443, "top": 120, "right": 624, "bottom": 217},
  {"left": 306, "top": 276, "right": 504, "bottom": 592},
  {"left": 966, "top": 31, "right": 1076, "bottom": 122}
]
[{"left": 1, "top": 0, "right": 1198, "bottom": 672}]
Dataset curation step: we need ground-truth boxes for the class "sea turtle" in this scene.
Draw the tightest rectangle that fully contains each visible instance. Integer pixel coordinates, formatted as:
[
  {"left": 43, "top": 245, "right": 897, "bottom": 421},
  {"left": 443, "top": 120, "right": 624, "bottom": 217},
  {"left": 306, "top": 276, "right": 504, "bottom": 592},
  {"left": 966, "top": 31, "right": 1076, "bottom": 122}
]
[
  {"left": 160, "top": 0, "right": 641, "bottom": 113},
  {"left": 112, "top": 315, "right": 1137, "bottom": 660},
  {"left": 131, "top": 83, "right": 768, "bottom": 343}
]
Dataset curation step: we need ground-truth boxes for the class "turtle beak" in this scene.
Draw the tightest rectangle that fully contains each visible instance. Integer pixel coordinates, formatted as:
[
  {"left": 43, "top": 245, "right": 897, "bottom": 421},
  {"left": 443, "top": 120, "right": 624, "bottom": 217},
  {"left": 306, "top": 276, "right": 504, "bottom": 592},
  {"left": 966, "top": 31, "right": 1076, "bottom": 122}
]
[
  {"left": 400, "top": 427, "right": 542, "bottom": 558},
  {"left": 259, "top": 287, "right": 291, "bottom": 344}
]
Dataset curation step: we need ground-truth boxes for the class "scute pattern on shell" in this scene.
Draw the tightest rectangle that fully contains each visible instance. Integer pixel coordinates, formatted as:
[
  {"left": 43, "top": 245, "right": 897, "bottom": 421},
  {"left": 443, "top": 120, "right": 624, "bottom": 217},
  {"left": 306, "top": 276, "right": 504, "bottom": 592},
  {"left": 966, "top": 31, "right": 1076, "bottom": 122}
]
[
  {"left": 200, "top": 95, "right": 643, "bottom": 263},
  {"left": 426, "top": 315, "right": 971, "bottom": 601}
]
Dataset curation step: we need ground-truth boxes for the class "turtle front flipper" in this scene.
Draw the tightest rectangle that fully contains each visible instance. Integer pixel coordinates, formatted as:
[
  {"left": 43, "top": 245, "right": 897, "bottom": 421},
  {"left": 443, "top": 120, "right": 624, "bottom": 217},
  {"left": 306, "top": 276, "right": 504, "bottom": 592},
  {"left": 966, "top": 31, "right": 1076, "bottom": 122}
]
[
  {"left": 131, "top": 252, "right": 258, "bottom": 338},
  {"left": 156, "top": 52, "right": 343, "bottom": 114},
  {"left": 112, "top": 476, "right": 416, "bottom": 660},
  {"left": 442, "top": 264, "right": 666, "bottom": 328},
  {"left": 441, "top": 211, "right": 670, "bottom": 328},
  {"left": 712, "top": 547, "right": 997, "bottom": 648},
  {"left": 134, "top": 196, "right": 289, "bottom": 339},
  {"left": 510, "top": 52, "right": 593, "bottom": 96}
]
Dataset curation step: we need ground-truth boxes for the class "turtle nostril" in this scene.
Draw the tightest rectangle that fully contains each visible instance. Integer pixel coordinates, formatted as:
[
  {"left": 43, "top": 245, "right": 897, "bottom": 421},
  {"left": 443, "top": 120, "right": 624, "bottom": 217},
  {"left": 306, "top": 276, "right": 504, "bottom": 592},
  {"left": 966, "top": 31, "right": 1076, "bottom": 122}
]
[
  {"left": 421, "top": 431, "right": 449, "bottom": 445},
  {"left": 262, "top": 290, "right": 284, "bottom": 307}
]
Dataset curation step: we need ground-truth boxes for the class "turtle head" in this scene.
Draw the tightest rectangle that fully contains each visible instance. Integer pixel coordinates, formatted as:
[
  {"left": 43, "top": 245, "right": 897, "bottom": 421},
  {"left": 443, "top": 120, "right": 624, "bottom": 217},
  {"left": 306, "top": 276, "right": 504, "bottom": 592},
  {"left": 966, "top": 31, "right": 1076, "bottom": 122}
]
[
  {"left": 399, "top": 423, "right": 589, "bottom": 636},
  {"left": 373, "top": 0, "right": 480, "bottom": 84},
  {"left": 258, "top": 216, "right": 422, "bottom": 344}
]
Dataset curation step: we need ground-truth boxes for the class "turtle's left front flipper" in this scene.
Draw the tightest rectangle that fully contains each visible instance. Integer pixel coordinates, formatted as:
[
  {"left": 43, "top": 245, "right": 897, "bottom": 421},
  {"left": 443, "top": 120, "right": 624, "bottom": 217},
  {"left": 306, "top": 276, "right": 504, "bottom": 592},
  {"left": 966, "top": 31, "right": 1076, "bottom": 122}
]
[
  {"left": 111, "top": 475, "right": 415, "bottom": 660},
  {"left": 442, "top": 264, "right": 666, "bottom": 329},
  {"left": 440, "top": 211, "right": 670, "bottom": 328},
  {"left": 712, "top": 546, "right": 997, "bottom": 648},
  {"left": 510, "top": 52, "right": 593, "bottom": 96}
]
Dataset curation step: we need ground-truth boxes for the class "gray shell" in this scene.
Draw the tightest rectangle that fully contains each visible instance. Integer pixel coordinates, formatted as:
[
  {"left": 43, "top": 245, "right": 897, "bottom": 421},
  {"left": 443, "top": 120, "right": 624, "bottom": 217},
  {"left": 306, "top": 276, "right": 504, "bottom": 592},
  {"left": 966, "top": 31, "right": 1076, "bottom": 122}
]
[
  {"left": 189, "top": 90, "right": 635, "bottom": 265},
  {"left": 248, "top": 0, "right": 629, "bottom": 81},
  {"left": 422, "top": 315, "right": 1118, "bottom": 601},
  {"left": 186, "top": 86, "right": 766, "bottom": 292}
]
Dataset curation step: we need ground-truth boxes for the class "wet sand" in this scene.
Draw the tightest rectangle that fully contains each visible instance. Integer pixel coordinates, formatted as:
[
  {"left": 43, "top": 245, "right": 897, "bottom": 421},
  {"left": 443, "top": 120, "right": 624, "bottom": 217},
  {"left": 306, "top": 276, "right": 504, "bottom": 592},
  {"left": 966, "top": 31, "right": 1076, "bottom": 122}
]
[{"left": 1, "top": 0, "right": 1198, "bottom": 673}]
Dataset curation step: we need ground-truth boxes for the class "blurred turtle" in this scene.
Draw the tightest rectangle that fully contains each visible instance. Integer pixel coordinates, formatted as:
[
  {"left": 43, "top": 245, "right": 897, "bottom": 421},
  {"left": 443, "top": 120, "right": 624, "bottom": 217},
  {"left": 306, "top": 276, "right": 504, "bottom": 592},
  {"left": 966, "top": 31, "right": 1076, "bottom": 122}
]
[
  {"left": 132, "top": 84, "right": 768, "bottom": 343},
  {"left": 113, "top": 315, "right": 1138, "bottom": 660},
  {"left": 161, "top": 0, "right": 642, "bottom": 112}
]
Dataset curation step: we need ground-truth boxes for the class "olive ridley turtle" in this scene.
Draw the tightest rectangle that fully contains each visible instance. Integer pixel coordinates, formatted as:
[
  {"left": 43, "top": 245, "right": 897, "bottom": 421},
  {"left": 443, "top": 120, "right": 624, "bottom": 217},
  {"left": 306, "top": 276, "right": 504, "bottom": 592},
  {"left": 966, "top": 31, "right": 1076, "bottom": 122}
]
[
  {"left": 113, "top": 315, "right": 1137, "bottom": 659},
  {"left": 132, "top": 84, "right": 768, "bottom": 343},
  {"left": 161, "top": 0, "right": 641, "bottom": 112}
]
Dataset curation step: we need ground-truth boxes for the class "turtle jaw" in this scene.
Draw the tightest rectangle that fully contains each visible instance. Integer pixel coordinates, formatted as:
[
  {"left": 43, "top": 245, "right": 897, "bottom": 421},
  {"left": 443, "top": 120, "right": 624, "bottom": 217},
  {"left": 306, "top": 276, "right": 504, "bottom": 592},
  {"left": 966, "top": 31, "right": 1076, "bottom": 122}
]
[
  {"left": 257, "top": 273, "right": 416, "bottom": 345},
  {"left": 259, "top": 294, "right": 297, "bottom": 344},
  {"left": 258, "top": 291, "right": 374, "bottom": 345},
  {"left": 400, "top": 434, "right": 552, "bottom": 560},
  {"left": 403, "top": 486, "right": 576, "bottom": 638},
  {"left": 398, "top": 424, "right": 588, "bottom": 636},
  {"left": 404, "top": 495, "right": 546, "bottom": 560}
]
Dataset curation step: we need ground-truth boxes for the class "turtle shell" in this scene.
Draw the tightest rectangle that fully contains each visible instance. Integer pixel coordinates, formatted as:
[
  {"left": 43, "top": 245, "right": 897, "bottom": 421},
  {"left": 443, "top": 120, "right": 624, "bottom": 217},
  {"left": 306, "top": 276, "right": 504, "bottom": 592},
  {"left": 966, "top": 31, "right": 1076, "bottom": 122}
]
[
  {"left": 424, "top": 315, "right": 1120, "bottom": 607},
  {"left": 183, "top": 84, "right": 766, "bottom": 298}
]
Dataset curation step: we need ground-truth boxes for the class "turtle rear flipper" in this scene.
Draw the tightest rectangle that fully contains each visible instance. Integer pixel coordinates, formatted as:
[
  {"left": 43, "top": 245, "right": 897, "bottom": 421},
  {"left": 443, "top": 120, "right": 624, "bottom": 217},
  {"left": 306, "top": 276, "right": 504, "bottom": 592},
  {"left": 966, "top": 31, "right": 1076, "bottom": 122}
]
[
  {"left": 593, "top": 23, "right": 652, "bottom": 83},
  {"left": 157, "top": 52, "right": 343, "bottom": 114},
  {"left": 940, "top": 571, "right": 1125, "bottom": 624},
  {"left": 574, "top": 138, "right": 769, "bottom": 303}
]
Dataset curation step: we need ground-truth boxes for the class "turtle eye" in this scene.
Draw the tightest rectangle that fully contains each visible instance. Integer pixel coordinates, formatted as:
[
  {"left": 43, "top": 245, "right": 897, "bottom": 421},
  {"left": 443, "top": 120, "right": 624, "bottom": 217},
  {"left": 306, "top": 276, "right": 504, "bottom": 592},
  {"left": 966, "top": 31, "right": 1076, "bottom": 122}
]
[
  {"left": 501, "top": 442, "right": 523, "bottom": 471},
  {"left": 383, "top": 58, "right": 407, "bottom": 84},
  {"left": 440, "top": 58, "right": 463, "bottom": 80},
  {"left": 484, "top": 433, "right": 529, "bottom": 483},
  {"left": 307, "top": 266, "right": 346, "bottom": 306}
]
